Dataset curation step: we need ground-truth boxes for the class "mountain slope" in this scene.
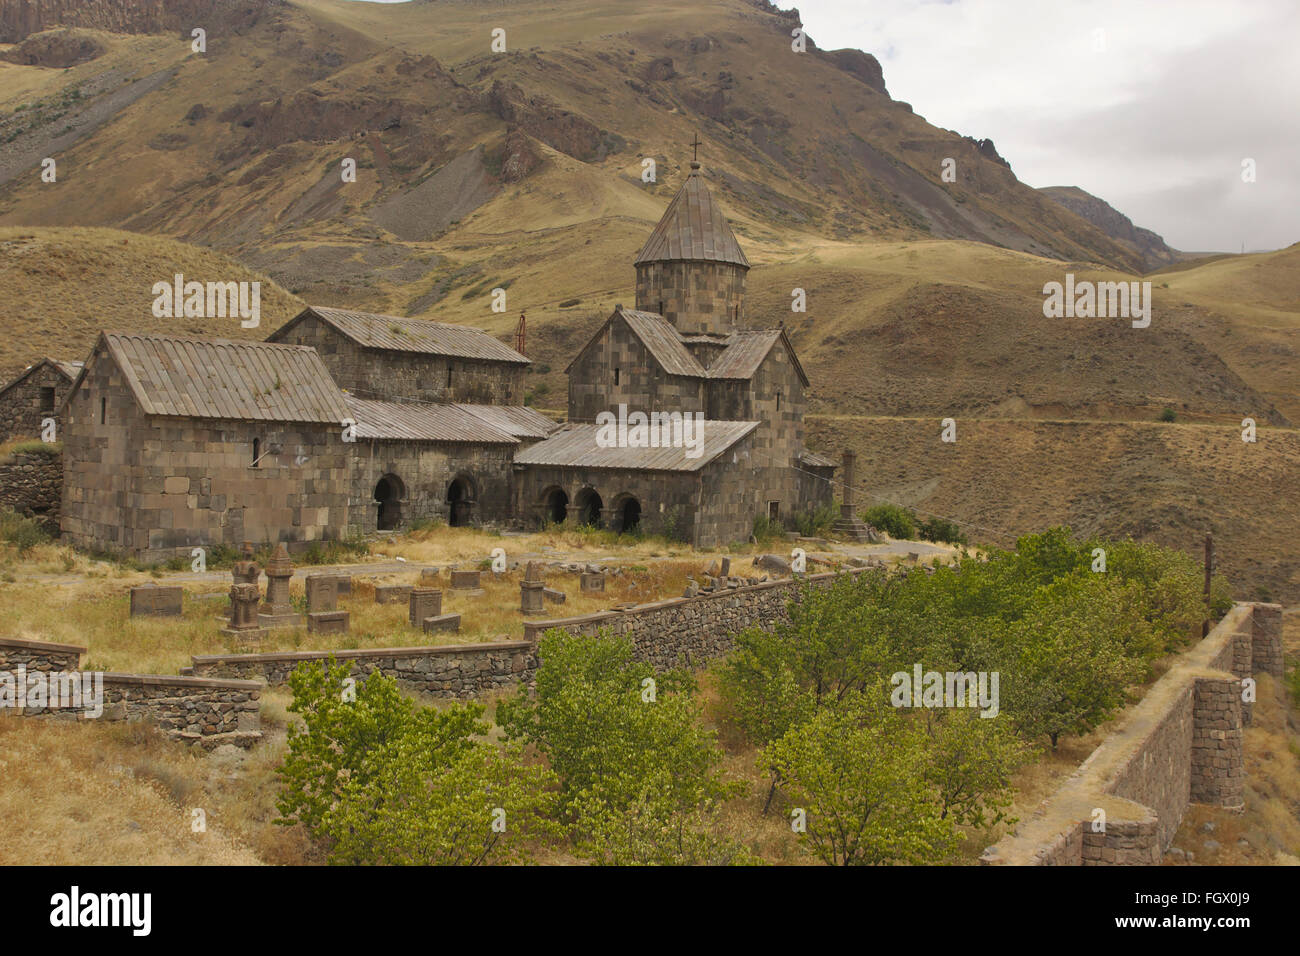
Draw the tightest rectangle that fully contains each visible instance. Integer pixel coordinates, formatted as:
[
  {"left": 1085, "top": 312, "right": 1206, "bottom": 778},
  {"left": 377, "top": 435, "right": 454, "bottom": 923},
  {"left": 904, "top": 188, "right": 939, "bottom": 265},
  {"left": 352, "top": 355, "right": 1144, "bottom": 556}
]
[{"left": 1039, "top": 185, "right": 1179, "bottom": 271}]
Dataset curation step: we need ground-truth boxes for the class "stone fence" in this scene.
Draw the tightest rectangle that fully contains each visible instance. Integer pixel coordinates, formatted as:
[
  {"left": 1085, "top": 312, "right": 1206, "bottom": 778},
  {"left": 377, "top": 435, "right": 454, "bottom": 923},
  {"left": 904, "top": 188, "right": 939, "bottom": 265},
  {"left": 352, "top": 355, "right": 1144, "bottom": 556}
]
[
  {"left": 980, "top": 602, "right": 1283, "bottom": 866},
  {"left": 191, "top": 641, "right": 537, "bottom": 699},
  {"left": 523, "top": 567, "right": 869, "bottom": 669},
  {"left": 190, "top": 568, "right": 866, "bottom": 693},
  {"left": 0, "top": 448, "right": 62, "bottom": 532},
  {"left": 0, "top": 636, "right": 262, "bottom": 749}
]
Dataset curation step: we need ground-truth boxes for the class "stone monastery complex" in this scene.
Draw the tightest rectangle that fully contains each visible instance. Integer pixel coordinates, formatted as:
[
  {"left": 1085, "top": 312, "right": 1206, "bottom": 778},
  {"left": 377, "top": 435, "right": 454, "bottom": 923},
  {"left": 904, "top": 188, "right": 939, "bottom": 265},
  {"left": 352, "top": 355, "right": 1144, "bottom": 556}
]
[{"left": 0, "top": 162, "right": 836, "bottom": 560}]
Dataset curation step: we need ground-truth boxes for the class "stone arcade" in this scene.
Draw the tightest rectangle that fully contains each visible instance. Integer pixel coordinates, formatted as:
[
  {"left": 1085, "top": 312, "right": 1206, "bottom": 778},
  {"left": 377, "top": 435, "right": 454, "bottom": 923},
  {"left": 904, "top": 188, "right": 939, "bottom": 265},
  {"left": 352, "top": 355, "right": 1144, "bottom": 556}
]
[{"left": 45, "top": 159, "right": 834, "bottom": 559}]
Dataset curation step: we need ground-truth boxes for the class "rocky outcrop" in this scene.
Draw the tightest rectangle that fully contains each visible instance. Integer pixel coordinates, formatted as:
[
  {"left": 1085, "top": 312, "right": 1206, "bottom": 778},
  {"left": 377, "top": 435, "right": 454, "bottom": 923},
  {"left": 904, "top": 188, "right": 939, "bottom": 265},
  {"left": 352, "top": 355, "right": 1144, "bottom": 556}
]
[
  {"left": 1038, "top": 185, "right": 1179, "bottom": 270},
  {"left": 0, "top": 0, "right": 282, "bottom": 43},
  {"left": 0, "top": 28, "right": 105, "bottom": 66},
  {"left": 483, "top": 79, "right": 617, "bottom": 163},
  {"left": 822, "top": 48, "right": 888, "bottom": 96}
]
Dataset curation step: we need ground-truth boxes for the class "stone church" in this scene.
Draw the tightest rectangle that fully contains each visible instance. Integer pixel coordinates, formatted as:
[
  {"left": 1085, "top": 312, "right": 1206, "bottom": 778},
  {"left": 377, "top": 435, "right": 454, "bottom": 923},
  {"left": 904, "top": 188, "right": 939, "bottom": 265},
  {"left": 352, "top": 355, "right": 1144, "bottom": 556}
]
[{"left": 51, "top": 160, "right": 834, "bottom": 560}]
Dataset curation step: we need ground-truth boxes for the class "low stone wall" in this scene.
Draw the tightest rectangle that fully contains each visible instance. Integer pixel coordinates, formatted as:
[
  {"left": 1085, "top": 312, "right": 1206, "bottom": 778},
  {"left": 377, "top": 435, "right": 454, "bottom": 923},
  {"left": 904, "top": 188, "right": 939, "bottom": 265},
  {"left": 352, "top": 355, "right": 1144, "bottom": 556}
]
[
  {"left": 980, "top": 602, "right": 1283, "bottom": 866},
  {"left": 0, "top": 635, "right": 85, "bottom": 671},
  {"left": 191, "top": 641, "right": 537, "bottom": 699},
  {"left": 0, "top": 636, "right": 262, "bottom": 748},
  {"left": 0, "top": 448, "right": 62, "bottom": 531},
  {"left": 523, "top": 568, "right": 868, "bottom": 669}
]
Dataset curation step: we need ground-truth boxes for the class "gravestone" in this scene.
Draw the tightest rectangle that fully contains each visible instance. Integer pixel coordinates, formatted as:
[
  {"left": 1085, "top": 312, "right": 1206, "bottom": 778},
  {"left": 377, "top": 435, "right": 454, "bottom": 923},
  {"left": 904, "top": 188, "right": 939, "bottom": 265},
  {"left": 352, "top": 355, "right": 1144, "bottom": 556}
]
[
  {"left": 422, "top": 613, "right": 461, "bottom": 635},
  {"left": 130, "top": 585, "right": 183, "bottom": 618},
  {"left": 450, "top": 569, "right": 481, "bottom": 590},
  {"left": 409, "top": 588, "right": 443, "bottom": 628},
  {"left": 259, "top": 543, "right": 302, "bottom": 628},
  {"left": 224, "top": 583, "right": 263, "bottom": 640},
  {"left": 305, "top": 574, "right": 339, "bottom": 613},
  {"left": 308, "top": 611, "right": 349, "bottom": 635},
  {"left": 543, "top": 587, "right": 566, "bottom": 605},
  {"left": 580, "top": 571, "right": 605, "bottom": 593},
  {"left": 520, "top": 560, "right": 545, "bottom": 615},
  {"left": 375, "top": 584, "right": 413, "bottom": 605}
]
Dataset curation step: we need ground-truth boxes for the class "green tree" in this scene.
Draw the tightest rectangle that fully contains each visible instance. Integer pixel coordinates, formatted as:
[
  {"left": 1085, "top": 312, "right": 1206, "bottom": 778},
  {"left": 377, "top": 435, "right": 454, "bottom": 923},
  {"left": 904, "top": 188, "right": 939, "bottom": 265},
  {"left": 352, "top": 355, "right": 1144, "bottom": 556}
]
[
  {"left": 920, "top": 709, "right": 1033, "bottom": 827},
  {"left": 324, "top": 738, "right": 558, "bottom": 865},
  {"left": 763, "top": 694, "right": 956, "bottom": 865}
]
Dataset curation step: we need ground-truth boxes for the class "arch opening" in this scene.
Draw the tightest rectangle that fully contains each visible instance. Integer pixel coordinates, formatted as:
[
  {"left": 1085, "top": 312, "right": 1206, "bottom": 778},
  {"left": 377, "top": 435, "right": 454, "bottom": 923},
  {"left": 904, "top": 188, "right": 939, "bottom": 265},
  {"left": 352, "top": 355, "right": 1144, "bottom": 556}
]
[
  {"left": 573, "top": 488, "right": 603, "bottom": 528},
  {"left": 617, "top": 496, "right": 641, "bottom": 534},
  {"left": 374, "top": 474, "right": 404, "bottom": 531},
  {"left": 540, "top": 487, "right": 568, "bottom": 526},
  {"left": 447, "top": 476, "right": 475, "bottom": 527}
]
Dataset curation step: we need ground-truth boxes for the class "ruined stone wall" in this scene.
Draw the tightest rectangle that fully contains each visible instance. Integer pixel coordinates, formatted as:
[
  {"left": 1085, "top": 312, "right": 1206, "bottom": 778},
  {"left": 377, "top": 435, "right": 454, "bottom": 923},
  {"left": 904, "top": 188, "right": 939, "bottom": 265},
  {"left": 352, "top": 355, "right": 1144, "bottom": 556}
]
[
  {"left": 191, "top": 641, "right": 537, "bottom": 700},
  {"left": 349, "top": 438, "right": 515, "bottom": 534},
  {"left": 0, "top": 635, "right": 84, "bottom": 671},
  {"left": 524, "top": 567, "right": 870, "bottom": 669},
  {"left": 272, "top": 313, "right": 524, "bottom": 405},
  {"left": 0, "top": 636, "right": 261, "bottom": 748},
  {"left": 981, "top": 602, "right": 1283, "bottom": 866},
  {"left": 0, "top": 363, "right": 73, "bottom": 442},
  {"left": 61, "top": 354, "right": 352, "bottom": 561},
  {"left": 0, "top": 447, "right": 62, "bottom": 531},
  {"left": 634, "top": 260, "right": 746, "bottom": 336},
  {"left": 566, "top": 312, "right": 706, "bottom": 425}
]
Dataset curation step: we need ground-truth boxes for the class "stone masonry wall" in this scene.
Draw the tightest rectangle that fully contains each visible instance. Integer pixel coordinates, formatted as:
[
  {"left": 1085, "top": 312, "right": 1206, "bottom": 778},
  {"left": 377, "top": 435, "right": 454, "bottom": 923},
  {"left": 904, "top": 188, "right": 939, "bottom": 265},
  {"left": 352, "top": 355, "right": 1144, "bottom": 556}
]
[
  {"left": 0, "top": 636, "right": 84, "bottom": 672},
  {"left": 981, "top": 602, "right": 1283, "bottom": 866},
  {"left": 191, "top": 641, "right": 537, "bottom": 700},
  {"left": 0, "top": 362, "right": 74, "bottom": 443},
  {"left": 0, "top": 448, "right": 62, "bottom": 531},
  {"left": 271, "top": 312, "right": 525, "bottom": 405},
  {"left": 524, "top": 567, "right": 871, "bottom": 669},
  {"left": 0, "top": 636, "right": 262, "bottom": 748}
]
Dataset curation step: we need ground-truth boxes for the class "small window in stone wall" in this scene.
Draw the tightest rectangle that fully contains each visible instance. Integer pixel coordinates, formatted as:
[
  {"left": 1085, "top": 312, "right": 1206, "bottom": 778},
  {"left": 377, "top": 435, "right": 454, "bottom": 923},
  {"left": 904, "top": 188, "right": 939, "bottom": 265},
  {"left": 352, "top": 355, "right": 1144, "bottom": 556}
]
[
  {"left": 776, "top": 389, "right": 782, "bottom": 412},
  {"left": 252, "top": 438, "right": 260, "bottom": 468},
  {"left": 447, "top": 363, "right": 453, "bottom": 389},
  {"left": 40, "top": 387, "right": 56, "bottom": 412},
  {"left": 614, "top": 367, "right": 621, "bottom": 386},
  {"left": 99, "top": 396, "right": 106, "bottom": 425}
]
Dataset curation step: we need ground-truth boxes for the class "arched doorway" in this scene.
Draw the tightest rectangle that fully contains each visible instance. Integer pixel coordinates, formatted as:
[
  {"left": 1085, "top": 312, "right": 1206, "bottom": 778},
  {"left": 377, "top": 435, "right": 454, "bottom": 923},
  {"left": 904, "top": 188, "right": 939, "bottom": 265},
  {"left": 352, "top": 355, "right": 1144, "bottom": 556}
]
[
  {"left": 541, "top": 487, "right": 568, "bottom": 526},
  {"left": 573, "top": 487, "right": 603, "bottom": 528},
  {"left": 447, "top": 476, "right": 475, "bottom": 527},
  {"left": 374, "top": 474, "right": 404, "bottom": 531},
  {"left": 616, "top": 496, "right": 641, "bottom": 534}
]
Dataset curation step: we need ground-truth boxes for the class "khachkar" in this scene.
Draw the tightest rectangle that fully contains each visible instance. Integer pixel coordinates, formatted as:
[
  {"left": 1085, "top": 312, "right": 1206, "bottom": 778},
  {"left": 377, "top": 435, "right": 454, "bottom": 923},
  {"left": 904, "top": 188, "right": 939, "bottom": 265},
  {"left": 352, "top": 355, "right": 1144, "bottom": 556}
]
[
  {"left": 223, "top": 543, "right": 265, "bottom": 639},
  {"left": 259, "top": 542, "right": 304, "bottom": 628},
  {"left": 832, "top": 449, "right": 877, "bottom": 542}
]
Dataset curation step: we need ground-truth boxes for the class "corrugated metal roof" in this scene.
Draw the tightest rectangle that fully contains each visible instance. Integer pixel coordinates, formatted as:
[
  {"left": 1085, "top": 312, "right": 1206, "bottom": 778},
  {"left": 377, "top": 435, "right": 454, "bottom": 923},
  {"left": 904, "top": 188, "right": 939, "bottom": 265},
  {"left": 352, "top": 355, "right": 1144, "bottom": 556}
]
[
  {"left": 344, "top": 396, "right": 517, "bottom": 443},
  {"left": 281, "top": 307, "right": 528, "bottom": 365},
  {"left": 103, "top": 333, "right": 351, "bottom": 424},
  {"left": 619, "top": 309, "right": 708, "bottom": 378},
  {"left": 633, "top": 163, "right": 750, "bottom": 268},
  {"left": 454, "top": 404, "right": 560, "bottom": 440},
  {"left": 514, "top": 419, "right": 759, "bottom": 472}
]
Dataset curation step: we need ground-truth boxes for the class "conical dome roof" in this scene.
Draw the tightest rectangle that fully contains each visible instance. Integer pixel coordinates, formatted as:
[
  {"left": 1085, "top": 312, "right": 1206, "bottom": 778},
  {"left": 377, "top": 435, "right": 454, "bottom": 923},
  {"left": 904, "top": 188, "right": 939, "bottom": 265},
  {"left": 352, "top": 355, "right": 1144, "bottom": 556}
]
[{"left": 634, "top": 162, "right": 750, "bottom": 269}]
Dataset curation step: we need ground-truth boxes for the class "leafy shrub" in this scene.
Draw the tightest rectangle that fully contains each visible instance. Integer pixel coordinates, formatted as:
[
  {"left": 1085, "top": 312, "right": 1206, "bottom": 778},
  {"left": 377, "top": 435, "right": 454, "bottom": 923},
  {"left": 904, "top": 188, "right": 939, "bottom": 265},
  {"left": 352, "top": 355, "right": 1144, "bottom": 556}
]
[
  {"left": 1159, "top": 407, "right": 1178, "bottom": 422},
  {"left": 917, "top": 515, "right": 967, "bottom": 545},
  {"left": 861, "top": 503, "right": 916, "bottom": 540},
  {"left": 0, "top": 509, "right": 50, "bottom": 556}
]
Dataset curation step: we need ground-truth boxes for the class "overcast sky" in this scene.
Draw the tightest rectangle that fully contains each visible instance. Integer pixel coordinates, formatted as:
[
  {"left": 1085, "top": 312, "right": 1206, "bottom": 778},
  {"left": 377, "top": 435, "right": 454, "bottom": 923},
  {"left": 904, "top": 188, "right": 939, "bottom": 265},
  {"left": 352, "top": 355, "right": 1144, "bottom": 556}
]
[
  {"left": 349, "top": 0, "right": 1295, "bottom": 252},
  {"left": 795, "top": 0, "right": 1299, "bottom": 252}
]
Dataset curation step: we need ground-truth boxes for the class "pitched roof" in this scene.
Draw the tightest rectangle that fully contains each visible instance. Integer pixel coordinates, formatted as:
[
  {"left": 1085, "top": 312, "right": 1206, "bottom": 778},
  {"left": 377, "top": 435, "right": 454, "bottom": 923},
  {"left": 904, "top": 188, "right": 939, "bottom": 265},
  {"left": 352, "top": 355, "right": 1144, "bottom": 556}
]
[
  {"left": 453, "top": 404, "right": 560, "bottom": 440},
  {"left": 273, "top": 306, "right": 529, "bottom": 365},
  {"left": 619, "top": 309, "right": 708, "bottom": 377},
  {"left": 565, "top": 308, "right": 808, "bottom": 387},
  {"left": 798, "top": 449, "right": 838, "bottom": 469},
  {"left": 344, "top": 396, "right": 517, "bottom": 444},
  {"left": 0, "top": 357, "right": 85, "bottom": 398},
  {"left": 514, "top": 419, "right": 759, "bottom": 472},
  {"left": 97, "top": 333, "right": 351, "bottom": 424},
  {"left": 634, "top": 162, "right": 750, "bottom": 268},
  {"left": 709, "top": 328, "right": 810, "bottom": 387}
]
